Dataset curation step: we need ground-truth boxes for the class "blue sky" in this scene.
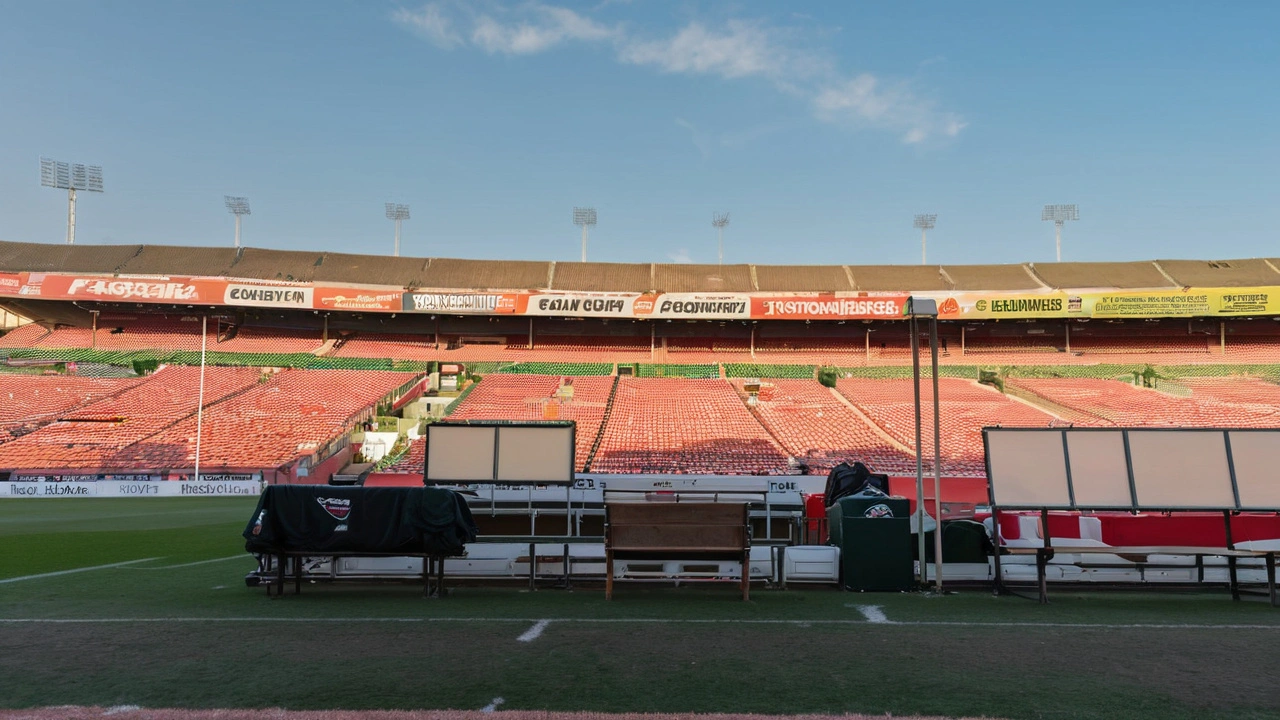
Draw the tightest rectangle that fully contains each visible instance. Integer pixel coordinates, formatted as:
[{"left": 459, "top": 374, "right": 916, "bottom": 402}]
[{"left": 0, "top": 1, "right": 1277, "bottom": 267}]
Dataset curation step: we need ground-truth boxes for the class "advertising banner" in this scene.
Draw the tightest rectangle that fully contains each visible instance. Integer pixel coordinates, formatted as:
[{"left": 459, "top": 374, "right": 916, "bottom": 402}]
[
  {"left": 926, "top": 288, "right": 1280, "bottom": 321},
  {"left": 1, "top": 480, "right": 263, "bottom": 498},
  {"left": 223, "top": 283, "right": 314, "bottom": 309},
  {"left": 313, "top": 286, "right": 402, "bottom": 312},
  {"left": 524, "top": 292, "right": 637, "bottom": 318},
  {"left": 640, "top": 293, "right": 752, "bottom": 320},
  {"left": 402, "top": 292, "right": 524, "bottom": 314},
  {"left": 750, "top": 294, "right": 909, "bottom": 320},
  {"left": 0, "top": 272, "right": 21, "bottom": 295}
]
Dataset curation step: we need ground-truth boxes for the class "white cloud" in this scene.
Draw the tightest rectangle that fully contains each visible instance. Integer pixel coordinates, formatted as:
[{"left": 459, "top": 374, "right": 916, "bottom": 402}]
[
  {"left": 667, "top": 248, "right": 693, "bottom": 264},
  {"left": 471, "top": 5, "right": 616, "bottom": 55},
  {"left": 393, "top": 4, "right": 462, "bottom": 49},
  {"left": 393, "top": 4, "right": 964, "bottom": 144}
]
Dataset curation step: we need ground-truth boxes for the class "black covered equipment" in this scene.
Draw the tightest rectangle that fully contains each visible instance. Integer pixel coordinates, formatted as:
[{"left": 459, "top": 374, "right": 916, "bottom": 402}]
[
  {"left": 823, "top": 461, "right": 890, "bottom": 508},
  {"left": 244, "top": 485, "right": 478, "bottom": 557}
]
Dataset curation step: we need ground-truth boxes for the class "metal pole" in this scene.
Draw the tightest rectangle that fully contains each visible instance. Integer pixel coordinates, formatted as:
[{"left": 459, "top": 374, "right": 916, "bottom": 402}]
[
  {"left": 930, "top": 316, "right": 943, "bottom": 591},
  {"left": 581, "top": 225, "right": 588, "bottom": 262},
  {"left": 67, "top": 188, "right": 77, "bottom": 245},
  {"left": 395, "top": 218, "right": 402, "bottom": 257},
  {"left": 718, "top": 227, "right": 724, "bottom": 265},
  {"left": 1055, "top": 222, "right": 1062, "bottom": 262},
  {"left": 921, "top": 228, "right": 927, "bottom": 265},
  {"left": 234, "top": 214, "right": 242, "bottom": 248},
  {"left": 194, "top": 315, "right": 207, "bottom": 483},
  {"left": 911, "top": 316, "right": 926, "bottom": 584}
]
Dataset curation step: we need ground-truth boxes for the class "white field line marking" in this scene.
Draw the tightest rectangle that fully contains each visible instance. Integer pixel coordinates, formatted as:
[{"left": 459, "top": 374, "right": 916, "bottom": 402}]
[
  {"left": 855, "top": 605, "right": 891, "bottom": 624},
  {"left": 2, "top": 616, "right": 1280, "bottom": 631},
  {"left": 0, "top": 558, "right": 161, "bottom": 585},
  {"left": 517, "top": 619, "right": 550, "bottom": 642},
  {"left": 481, "top": 697, "right": 505, "bottom": 713},
  {"left": 103, "top": 705, "right": 142, "bottom": 716},
  {"left": 120, "top": 555, "right": 245, "bottom": 570}
]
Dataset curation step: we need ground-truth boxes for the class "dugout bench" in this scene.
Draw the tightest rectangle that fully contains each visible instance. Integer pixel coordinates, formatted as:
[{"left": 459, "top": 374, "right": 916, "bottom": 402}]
[
  {"left": 605, "top": 499, "right": 752, "bottom": 600},
  {"left": 985, "top": 427, "right": 1279, "bottom": 606}
]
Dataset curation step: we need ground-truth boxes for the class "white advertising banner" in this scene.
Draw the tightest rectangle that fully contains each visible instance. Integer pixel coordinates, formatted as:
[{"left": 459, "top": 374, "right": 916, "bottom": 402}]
[
  {"left": 223, "top": 284, "right": 314, "bottom": 309},
  {"left": 1, "top": 480, "right": 264, "bottom": 498}
]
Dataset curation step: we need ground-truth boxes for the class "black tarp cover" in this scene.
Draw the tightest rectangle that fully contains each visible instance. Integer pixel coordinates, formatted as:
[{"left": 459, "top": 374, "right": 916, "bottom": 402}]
[
  {"left": 823, "top": 461, "right": 890, "bottom": 507},
  {"left": 244, "top": 485, "right": 478, "bottom": 556}
]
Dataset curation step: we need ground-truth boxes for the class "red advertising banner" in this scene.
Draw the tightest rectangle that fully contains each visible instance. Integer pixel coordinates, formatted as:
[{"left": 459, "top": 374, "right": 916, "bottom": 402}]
[
  {"left": 313, "top": 286, "right": 403, "bottom": 312},
  {"left": 0, "top": 273, "right": 22, "bottom": 295},
  {"left": 401, "top": 291, "right": 526, "bottom": 314},
  {"left": 750, "top": 294, "right": 909, "bottom": 320},
  {"left": 16, "top": 274, "right": 230, "bottom": 304}
]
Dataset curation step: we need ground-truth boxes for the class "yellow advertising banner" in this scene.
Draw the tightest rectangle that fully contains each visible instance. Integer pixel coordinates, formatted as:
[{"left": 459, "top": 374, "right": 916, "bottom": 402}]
[{"left": 924, "top": 287, "right": 1280, "bottom": 321}]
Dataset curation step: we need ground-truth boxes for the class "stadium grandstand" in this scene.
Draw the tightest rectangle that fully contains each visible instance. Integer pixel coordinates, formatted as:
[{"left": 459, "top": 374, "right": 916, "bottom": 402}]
[{"left": 4, "top": 239, "right": 1280, "bottom": 491}]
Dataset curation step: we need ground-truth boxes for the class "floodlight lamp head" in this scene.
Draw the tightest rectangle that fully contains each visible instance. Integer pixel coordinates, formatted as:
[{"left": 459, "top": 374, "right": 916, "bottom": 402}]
[
  {"left": 224, "top": 196, "right": 251, "bottom": 215},
  {"left": 1041, "top": 204, "right": 1079, "bottom": 223},
  {"left": 913, "top": 213, "right": 937, "bottom": 230},
  {"left": 573, "top": 207, "right": 597, "bottom": 227},
  {"left": 712, "top": 212, "right": 730, "bottom": 229},
  {"left": 385, "top": 203, "right": 410, "bottom": 221},
  {"left": 40, "top": 157, "right": 103, "bottom": 192}
]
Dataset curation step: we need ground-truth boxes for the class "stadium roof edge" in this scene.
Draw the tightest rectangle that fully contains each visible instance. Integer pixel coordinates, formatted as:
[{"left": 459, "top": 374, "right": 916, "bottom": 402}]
[{"left": 2, "top": 240, "right": 1279, "bottom": 293}]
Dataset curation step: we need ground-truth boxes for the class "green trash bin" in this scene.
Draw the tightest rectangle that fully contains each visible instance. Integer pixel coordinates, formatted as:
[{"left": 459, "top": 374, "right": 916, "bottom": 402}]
[{"left": 827, "top": 494, "right": 913, "bottom": 591}]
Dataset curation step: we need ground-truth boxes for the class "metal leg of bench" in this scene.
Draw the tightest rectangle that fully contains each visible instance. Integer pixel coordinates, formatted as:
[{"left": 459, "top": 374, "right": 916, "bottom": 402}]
[
  {"left": 1037, "top": 549, "right": 1049, "bottom": 605},
  {"left": 778, "top": 545, "right": 787, "bottom": 590},
  {"left": 423, "top": 556, "right": 431, "bottom": 598},
  {"left": 437, "top": 554, "right": 446, "bottom": 598},
  {"left": 562, "top": 542, "right": 571, "bottom": 590},
  {"left": 277, "top": 553, "right": 285, "bottom": 597},
  {"left": 1229, "top": 556, "right": 1240, "bottom": 601},
  {"left": 1267, "top": 553, "right": 1277, "bottom": 608},
  {"left": 741, "top": 549, "right": 750, "bottom": 601},
  {"left": 294, "top": 556, "right": 302, "bottom": 595},
  {"left": 605, "top": 550, "right": 614, "bottom": 600},
  {"left": 528, "top": 542, "right": 536, "bottom": 591}
]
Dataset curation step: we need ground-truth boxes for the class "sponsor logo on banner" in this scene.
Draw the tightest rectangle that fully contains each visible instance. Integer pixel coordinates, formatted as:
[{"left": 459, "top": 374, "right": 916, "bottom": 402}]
[
  {"left": 224, "top": 284, "right": 313, "bottom": 308},
  {"left": 751, "top": 295, "right": 907, "bottom": 320},
  {"left": 1219, "top": 292, "right": 1270, "bottom": 314},
  {"left": 1, "top": 480, "right": 262, "bottom": 497},
  {"left": 635, "top": 294, "right": 751, "bottom": 319},
  {"left": 317, "top": 496, "right": 353, "bottom": 520},
  {"left": 526, "top": 293, "right": 635, "bottom": 317},
  {"left": 66, "top": 277, "right": 200, "bottom": 301},
  {"left": 1090, "top": 292, "right": 1212, "bottom": 318},
  {"left": 315, "top": 288, "right": 402, "bottom": 311},
  {"left": 0, "top": 273, "right": 20, "bottom": 293},
  {"left": 19, "top": 273, "right": 44, "bottom": 296},
  {"left": 403, "top": 292, "right": 521, "bottom": 313}
]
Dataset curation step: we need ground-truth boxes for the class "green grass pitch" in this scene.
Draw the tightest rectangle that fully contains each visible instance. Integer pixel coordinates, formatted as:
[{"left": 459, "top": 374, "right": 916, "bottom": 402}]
[{"left": 3, "top": 497, "right": 1280, "bottom": 718}]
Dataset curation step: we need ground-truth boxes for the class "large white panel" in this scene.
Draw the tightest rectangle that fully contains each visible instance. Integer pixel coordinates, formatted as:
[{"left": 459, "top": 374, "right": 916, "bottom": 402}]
[
  {"left": 1128, "top": 430, "right": 1234, "bottom": 509},
  {"left": 426, "top": 425, "right": 496, "bottom": 482},
  {"left": 1227, "top": 431, "right": 1280, "bottom": 509},
  {"left": 1065, "top": 431, "right": 1133, "bottom": 508},
  {"left": 985, "top": 429, "right": 1071, "bottom": 508},
  {"left": 497, "top": 426, "right": 574, "bottom": 482}
]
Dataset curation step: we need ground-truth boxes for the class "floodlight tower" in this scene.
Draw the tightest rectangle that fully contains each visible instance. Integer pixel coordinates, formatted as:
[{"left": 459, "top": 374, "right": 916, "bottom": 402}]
[
  {"left": 913, "top": 213, "right": 937, "bottom": 265},
  {"left": 224, "top": 196, "right": 251, "bottom": 248},
  {"left": 1041, "top": 204, "right": 1079, "bottom": 262},
  {"left": 712, "top": 212, "right": 730, "bottom": 265},
  {"left": 573, "top": 207, "right": 597, "bottom": 262},
  {"left": 385, "top": 203, "right": 410, "bottom": 257},
  {"left": 40, "top": 157, "right": 103, "bottom": 244}
]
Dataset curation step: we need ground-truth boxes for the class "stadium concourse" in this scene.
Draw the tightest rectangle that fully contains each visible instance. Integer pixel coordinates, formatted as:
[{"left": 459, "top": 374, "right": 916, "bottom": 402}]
[{"left": 4, "top": 240, "right": 1280, "bottom": 490}]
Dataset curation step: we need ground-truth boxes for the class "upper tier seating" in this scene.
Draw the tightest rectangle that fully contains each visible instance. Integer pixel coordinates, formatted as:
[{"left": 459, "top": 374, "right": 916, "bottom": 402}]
[
  {"left": 1009, "top": 377, "right": 1280, "bottom": 427},
  {"left": 591, "top": 377, "right": 791, "bottom": 475}
]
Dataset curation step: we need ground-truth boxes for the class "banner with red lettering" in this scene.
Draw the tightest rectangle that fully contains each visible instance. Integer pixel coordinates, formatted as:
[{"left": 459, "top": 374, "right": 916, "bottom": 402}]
[
  {"left": 750, "top": 294, "right": 909, "bottom": 320},
  {"left": 313, "top": 286, "right": 403, "bottom": 312}
]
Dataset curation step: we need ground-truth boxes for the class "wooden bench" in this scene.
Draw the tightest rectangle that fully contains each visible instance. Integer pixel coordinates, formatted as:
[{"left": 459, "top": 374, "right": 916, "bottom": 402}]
[{"left": 605, "top": 501, "right": 750, "bottom": 600}]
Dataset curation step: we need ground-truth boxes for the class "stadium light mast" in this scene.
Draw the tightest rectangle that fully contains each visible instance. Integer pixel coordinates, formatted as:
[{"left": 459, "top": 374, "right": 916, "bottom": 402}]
[
  {"left": 1041, "top": 204, "right": 1079, "bottom": 262},
  {"left": 40, "top": 157, "right": 103, "bottom": 245},
  {"left": 386, "top": 203, "right": 410, "bottom": 257},
  {"left": 573, "top": 207, "right": 597, "bottom": 262},
  {"left": 713, "top": 212, "right": 730, "bottom": 265},
  {"left": 913, "top": 213, "right": 937, "bottom": 265},
  {"left": 224, "top": 196, "right": 251, "bottom": 248}
]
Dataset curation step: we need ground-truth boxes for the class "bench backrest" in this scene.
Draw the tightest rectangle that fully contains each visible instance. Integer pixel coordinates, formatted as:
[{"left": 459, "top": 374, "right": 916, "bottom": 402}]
[{"left": 606, "top": 502, "right": 748, "bottom": 551}]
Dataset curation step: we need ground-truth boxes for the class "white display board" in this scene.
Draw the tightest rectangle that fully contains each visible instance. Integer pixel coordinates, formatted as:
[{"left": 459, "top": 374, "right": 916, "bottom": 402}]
[
  {"left": 425, "top": 422, "right": 576, "bottom": 484},
  {"left": 984, "top": 427, "right": 1280, "bottom": 511}
]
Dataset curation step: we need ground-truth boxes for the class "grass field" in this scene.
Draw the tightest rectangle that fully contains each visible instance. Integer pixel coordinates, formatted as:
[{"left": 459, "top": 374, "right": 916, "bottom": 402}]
[{"left": 3, "top": 498, "right": 1280, "bottom": 719}]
